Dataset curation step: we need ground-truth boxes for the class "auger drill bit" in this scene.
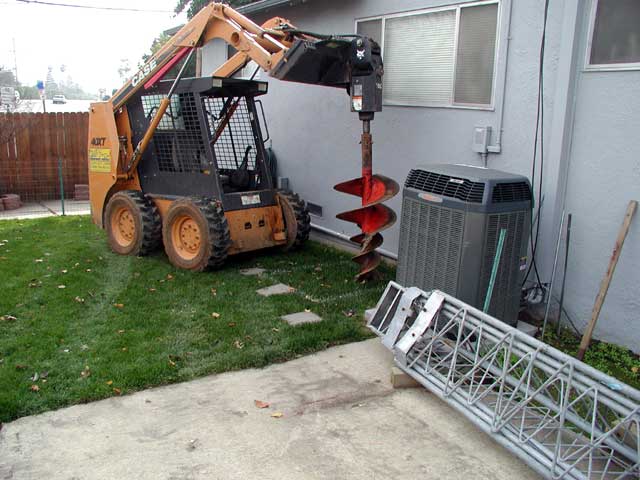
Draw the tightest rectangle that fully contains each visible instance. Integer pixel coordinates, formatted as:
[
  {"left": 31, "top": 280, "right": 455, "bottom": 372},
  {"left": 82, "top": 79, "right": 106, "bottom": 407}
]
[{"left": 335, "top": 116, "right": 399, "bottom": 280}]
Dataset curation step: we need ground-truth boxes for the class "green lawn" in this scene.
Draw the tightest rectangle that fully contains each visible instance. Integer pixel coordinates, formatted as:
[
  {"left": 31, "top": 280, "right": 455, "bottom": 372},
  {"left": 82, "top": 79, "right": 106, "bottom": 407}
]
[{"left": 0, "top": 216, "right": 392, "bottom": 423}]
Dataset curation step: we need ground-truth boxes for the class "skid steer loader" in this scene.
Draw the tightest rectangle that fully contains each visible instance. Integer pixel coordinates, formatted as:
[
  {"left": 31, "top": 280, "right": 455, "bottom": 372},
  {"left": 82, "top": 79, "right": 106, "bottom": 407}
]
[{"left": 88, "top": 2, "right": 398, "bottom": 277}]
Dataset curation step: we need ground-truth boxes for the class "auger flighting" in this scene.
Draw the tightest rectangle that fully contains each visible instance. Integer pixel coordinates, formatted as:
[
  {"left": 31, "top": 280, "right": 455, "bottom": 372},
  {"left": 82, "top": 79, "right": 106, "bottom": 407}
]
[{"left": 335, "top": 113, "right": 399, "bottom": 280}]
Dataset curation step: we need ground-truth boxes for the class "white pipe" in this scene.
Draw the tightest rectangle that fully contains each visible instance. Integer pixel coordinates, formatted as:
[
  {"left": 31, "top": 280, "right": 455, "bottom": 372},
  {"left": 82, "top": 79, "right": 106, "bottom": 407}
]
[
  {"left": 311, "top": 223, "right": 398, "bottom": 260},
  {"left": 487, "top": 0, "right": 513, "bottom": 154}
]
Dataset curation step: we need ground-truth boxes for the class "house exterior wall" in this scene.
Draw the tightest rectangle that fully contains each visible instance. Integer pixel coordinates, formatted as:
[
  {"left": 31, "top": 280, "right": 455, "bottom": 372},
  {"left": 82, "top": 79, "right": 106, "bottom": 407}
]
[
  {"left": 558, "top": 2, "right": 640, "bottom": 350},
  {"left": 202, "top": 0, "right": 639, "bottom": 352}
]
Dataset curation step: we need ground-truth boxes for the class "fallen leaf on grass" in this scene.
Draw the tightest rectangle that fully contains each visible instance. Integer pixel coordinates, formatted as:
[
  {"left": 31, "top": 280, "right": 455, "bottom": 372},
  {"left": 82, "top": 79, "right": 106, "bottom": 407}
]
[
  {"left": 86, "top": 269, "right": 92, "bottom": 273},
  {"left": 166, "top": 274, "right": 174, "bottom": 280},
  {"left": 254, "top": 400, "right": 270, "bottom": 409},
  {"left": 148, "top": 288, "right": 156, "bottom": 293},
  {"left": 272, "top": 328, "right": 280, "bottom": 332},
  {"left": 121, "top": 347, "right": 128, "bottom": 352},
  {"left": 211, "top": 312, "right": 221, "bottom": 319},
  {"left": 30, "top": 372, "right": 39, "bottom": 382},
  {"left": 0, "top": 315, "right": 17, "bottom": 322},
  {"left": 270, "top": 412, "right": 283, "bottom": 418},
  {"left": 28, "top": 280, "right": 42, "bottom": 288},
  {"left": 15, "top": 364, "right": 27, "bottom": 370},
  {"left": 57, "top": 285, "right": 66, "bottom": 289},
  {"left": 117, "top": 329, "right": 125, "bottom": 334},
  {"left": 74, "top": 296, "right": 85, "bottom": 303},
  {"left": 234, "top": 340, "right": 244, "bottom": 349},
  {"left": 168, "top": 358, "right": 176, "bottom": 367},
  {"left": 106, "top": 380, "right": 113, "bottom": 385},
  {"left": 34, "top": 258, "right": 43, "bottom": 263},
  {"left": 632, "top": 366, "right": 639, "bottom": 374},
  {"left": 113, "top": 388, "right": 122, "bottom": 395},
  {"left": 227, "top": 322, "right": 236, "bottom": 327},
  {"left": 61, "top": 269, "right": 68, "bottom": 274},
  {"left": 30, "top": 385, "right": 40, "bottom": 392},
  {"left": 114, "top": 303, "right": 124, "bottom": 309},
  {"left": 210, "top": 288, "right": 217, "bottom": 296}
]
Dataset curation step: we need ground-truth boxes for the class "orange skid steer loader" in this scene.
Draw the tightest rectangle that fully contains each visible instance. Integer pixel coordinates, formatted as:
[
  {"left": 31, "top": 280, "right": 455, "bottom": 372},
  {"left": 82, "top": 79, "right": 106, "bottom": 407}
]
[{"left": 88, "top": 2, "right": 397, "bottom": 278}]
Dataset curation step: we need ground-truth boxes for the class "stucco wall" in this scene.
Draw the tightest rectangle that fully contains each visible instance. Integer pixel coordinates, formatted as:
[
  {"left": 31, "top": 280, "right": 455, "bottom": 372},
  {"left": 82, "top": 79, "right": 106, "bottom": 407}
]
[
  {"left": 202, "top": 0, "right": 639, "bottom": 352},
  {"left": 558, "top": 2, "right": 640, "bottom": 350}
]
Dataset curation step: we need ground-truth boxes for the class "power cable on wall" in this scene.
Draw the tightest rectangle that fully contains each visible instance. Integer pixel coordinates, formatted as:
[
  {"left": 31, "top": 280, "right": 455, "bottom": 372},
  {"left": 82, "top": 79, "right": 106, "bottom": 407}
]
[
  {"left": 523, "top": 0, "right": 551, "bottom": 290},
  {"left": 14, "top": 0, "right": 173, "bottom": 13}
]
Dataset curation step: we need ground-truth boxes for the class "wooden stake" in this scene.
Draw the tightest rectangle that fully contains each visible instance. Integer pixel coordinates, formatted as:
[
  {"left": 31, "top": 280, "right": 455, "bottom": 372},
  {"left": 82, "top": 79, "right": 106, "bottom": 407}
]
[{"left": 577, "top": 200, "right": 637, "bottom": 360}]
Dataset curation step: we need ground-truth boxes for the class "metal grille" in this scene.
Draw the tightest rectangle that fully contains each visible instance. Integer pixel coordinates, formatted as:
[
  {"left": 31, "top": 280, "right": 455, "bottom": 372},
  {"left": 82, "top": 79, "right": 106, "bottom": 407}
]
[
  {"left": 141, "top": 93, "right": 208, "bottom": 173},
  {"left": 369, "top": 283, "right": 640, "bottom": 480},
  {"left": 479, "top": 211, "right": 526, "bottom": 321},
  {"left": 202, "top": 96, "right": 257, "bottom": 172},
  {"left": 405, "top": 169, "right": 485, "bottom": 203},
  {"left": 492, "top": 182, "right": 532, "bottom": 203},
  {"left": 397, "top": 196, "right": 464, "bottom": 295}
]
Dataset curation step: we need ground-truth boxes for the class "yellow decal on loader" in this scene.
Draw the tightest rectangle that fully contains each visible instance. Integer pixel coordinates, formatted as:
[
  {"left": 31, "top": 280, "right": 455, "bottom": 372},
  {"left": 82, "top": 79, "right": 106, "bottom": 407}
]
[{"left": 89, "top": 148, "right": 112, "bottom": 173}]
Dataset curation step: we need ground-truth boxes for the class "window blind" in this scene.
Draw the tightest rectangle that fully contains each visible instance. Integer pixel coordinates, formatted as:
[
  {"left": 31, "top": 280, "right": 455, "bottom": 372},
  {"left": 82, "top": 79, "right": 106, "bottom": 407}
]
[
  {"left": 383, "top": 10, "right": 456, "bottom": 106},
  {"left": 454, "top": 3, "right": 498, "bottom": 105}
]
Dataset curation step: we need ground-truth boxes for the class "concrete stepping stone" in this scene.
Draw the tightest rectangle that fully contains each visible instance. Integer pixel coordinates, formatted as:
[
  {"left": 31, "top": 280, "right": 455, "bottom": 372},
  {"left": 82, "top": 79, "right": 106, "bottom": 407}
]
[
  {"left": 517, "top": 320, "right": 538, "bottom": 336},
  {"left": 281, "top": 311, "right": 322, "bottom": 326},
  {"left": 240, "top": 267, "right": 266, "bottom": 276},
  {"left": 256, "top": 283, "right": 295, "bottom": 297}
]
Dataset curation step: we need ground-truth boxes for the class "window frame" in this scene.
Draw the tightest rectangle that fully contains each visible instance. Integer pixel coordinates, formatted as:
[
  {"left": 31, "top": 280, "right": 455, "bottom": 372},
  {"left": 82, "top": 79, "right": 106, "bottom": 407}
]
[
  {"left": 355, "top": 0, "right": 501, "bottom": 110},
  {"left": 585, "top": 0, "right": 640, "bottom": 72}
]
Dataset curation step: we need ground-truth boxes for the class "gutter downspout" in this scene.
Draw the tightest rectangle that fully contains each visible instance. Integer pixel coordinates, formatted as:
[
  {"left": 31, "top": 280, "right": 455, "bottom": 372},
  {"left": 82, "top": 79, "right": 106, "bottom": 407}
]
[{"left": 487, "top": 0, "right": 513, "bottom": 154}]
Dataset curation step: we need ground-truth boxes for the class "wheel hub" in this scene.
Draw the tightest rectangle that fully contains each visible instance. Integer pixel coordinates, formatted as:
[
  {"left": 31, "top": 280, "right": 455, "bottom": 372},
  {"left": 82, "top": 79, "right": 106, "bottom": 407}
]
[
  {"left": 172, "top": 216, "right": 202, "bottom": 260},
  {"left": 112, "top": 206, "right": 135, "bottom": 247}
]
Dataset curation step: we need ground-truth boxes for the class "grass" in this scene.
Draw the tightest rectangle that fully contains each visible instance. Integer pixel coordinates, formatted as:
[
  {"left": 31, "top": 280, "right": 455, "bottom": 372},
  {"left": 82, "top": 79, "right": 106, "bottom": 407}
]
[
  {"left": 543, "top": 328, "right": 640, "bottom": 390},
  {"left": 0, "top": 215, "right": 393, "bottom": 423}
]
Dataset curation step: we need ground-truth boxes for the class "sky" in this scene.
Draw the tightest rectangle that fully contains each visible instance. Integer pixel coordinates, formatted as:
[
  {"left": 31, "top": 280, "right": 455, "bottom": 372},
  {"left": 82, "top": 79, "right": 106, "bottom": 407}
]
[{"left": 0, "top": 0, "right": 188, "bottom": 95}]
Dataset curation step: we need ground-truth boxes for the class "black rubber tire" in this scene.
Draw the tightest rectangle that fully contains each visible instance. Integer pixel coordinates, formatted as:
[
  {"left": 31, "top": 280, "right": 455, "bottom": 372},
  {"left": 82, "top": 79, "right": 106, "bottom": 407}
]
[
  {"left": 104, "top": 190, "right": 161, "bottom": 256},
  {"left": 162, "top": 197, "right": 231, "bottom": 271},
  {"left": 277, "top": 190, "right": 311, "bottom": 252}
]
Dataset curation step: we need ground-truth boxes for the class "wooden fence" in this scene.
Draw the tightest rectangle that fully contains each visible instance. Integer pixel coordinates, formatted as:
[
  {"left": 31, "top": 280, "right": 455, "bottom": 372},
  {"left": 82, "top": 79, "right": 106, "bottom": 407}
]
[{"left": 0, "top": 112, "right": 89, "bottom": 202}]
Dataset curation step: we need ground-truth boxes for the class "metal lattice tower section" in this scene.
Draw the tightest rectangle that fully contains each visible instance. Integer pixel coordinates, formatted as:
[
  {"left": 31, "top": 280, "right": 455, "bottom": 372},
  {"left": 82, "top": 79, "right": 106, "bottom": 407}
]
[{"left": 368, "top": 282, "right": 640, "bottom": 480}]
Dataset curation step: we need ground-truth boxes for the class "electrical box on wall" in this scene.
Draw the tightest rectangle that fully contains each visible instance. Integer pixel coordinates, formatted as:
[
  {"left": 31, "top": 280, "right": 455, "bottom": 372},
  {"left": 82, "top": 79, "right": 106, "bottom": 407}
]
[{"left": 472, "top": 126, "right": 492, "bottom": 154}]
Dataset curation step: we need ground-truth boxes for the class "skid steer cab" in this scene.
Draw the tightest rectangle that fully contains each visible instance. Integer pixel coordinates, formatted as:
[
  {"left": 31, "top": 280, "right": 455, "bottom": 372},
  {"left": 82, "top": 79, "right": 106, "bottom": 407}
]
[{"left": 88, "top": 77, "right": 310, "bottom": 271}]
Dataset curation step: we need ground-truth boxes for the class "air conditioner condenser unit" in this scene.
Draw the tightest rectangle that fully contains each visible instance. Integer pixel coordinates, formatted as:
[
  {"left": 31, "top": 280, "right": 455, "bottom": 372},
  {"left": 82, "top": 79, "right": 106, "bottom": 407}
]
[{"left": 396, "top": 164, "right": 532, "bottom": 326}]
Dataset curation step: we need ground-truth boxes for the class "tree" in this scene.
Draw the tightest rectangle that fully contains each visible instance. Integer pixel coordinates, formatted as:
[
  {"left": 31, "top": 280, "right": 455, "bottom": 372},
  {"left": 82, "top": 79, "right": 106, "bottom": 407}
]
[
  {"left": 16, "top": 85, "right": 39, "bottom": 100},
  {"left": 175, "top": 0, "right": 258, "bottom": 19},
  {"left": 117, "top": 58, "right": 131, "bottom": 83},
  {"left": 140, "top": 32, "right": 173, "bottom": 66},
  {"left": 45, "top": 66, "right": 59, "bottom": 99},
  {"left": 139, "top": 31, "right": 196, "bottom": 79},
  {"left": 0, "top": 67, "right": 16, "bottom": 87}
]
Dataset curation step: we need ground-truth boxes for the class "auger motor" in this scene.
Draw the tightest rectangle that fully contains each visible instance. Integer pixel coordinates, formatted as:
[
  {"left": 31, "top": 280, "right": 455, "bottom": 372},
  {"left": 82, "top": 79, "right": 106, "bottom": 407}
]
[{"left": 335, "top": 37, "right": 399, "bottom": 280}]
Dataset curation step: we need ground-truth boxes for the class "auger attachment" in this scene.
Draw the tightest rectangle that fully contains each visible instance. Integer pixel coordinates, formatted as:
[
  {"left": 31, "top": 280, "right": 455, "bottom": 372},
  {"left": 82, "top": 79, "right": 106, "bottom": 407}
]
[{"left": 335, "top": 116, "right": 399, "bottom": 280}]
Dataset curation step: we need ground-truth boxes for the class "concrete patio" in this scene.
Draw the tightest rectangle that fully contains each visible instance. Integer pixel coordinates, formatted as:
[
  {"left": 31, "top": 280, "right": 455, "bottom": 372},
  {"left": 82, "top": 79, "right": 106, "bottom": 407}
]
[
  {"left": 0, "top": 200, "right": 90, "bottom": 220},
  {"left": 0, "top": 339, "right": 539, "bottom": 480}
]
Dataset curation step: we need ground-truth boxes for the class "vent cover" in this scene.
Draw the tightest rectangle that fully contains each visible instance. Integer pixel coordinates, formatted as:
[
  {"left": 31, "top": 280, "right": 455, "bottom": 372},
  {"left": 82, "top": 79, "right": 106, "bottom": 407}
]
[
  {"left": 405, "top": 169, "right": 485, "bottom": 203},
  {"left": 492, "top": 182, "right": 532, "bottom": 203}
]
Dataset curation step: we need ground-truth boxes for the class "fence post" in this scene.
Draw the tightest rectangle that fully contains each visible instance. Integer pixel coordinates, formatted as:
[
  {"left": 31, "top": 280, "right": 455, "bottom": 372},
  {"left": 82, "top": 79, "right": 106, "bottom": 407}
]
[{"left": 58, "top": 157, "right": 65, "bottom": 215}]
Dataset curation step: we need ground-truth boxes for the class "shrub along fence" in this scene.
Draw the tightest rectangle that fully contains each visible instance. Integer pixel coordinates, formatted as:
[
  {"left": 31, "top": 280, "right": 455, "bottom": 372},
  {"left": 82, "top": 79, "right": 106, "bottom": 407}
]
[{"left": 0, "top": 112, "right": 89, "bottom": 218}]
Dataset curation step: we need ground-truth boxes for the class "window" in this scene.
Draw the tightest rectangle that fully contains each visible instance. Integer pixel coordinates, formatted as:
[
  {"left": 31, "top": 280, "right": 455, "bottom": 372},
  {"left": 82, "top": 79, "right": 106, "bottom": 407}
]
[
  {"left": 356, "top": 2, "right": 499, "bottom": 108},
  {"left": 588, "top": 0, "right": 640, "bottom": 69}
]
